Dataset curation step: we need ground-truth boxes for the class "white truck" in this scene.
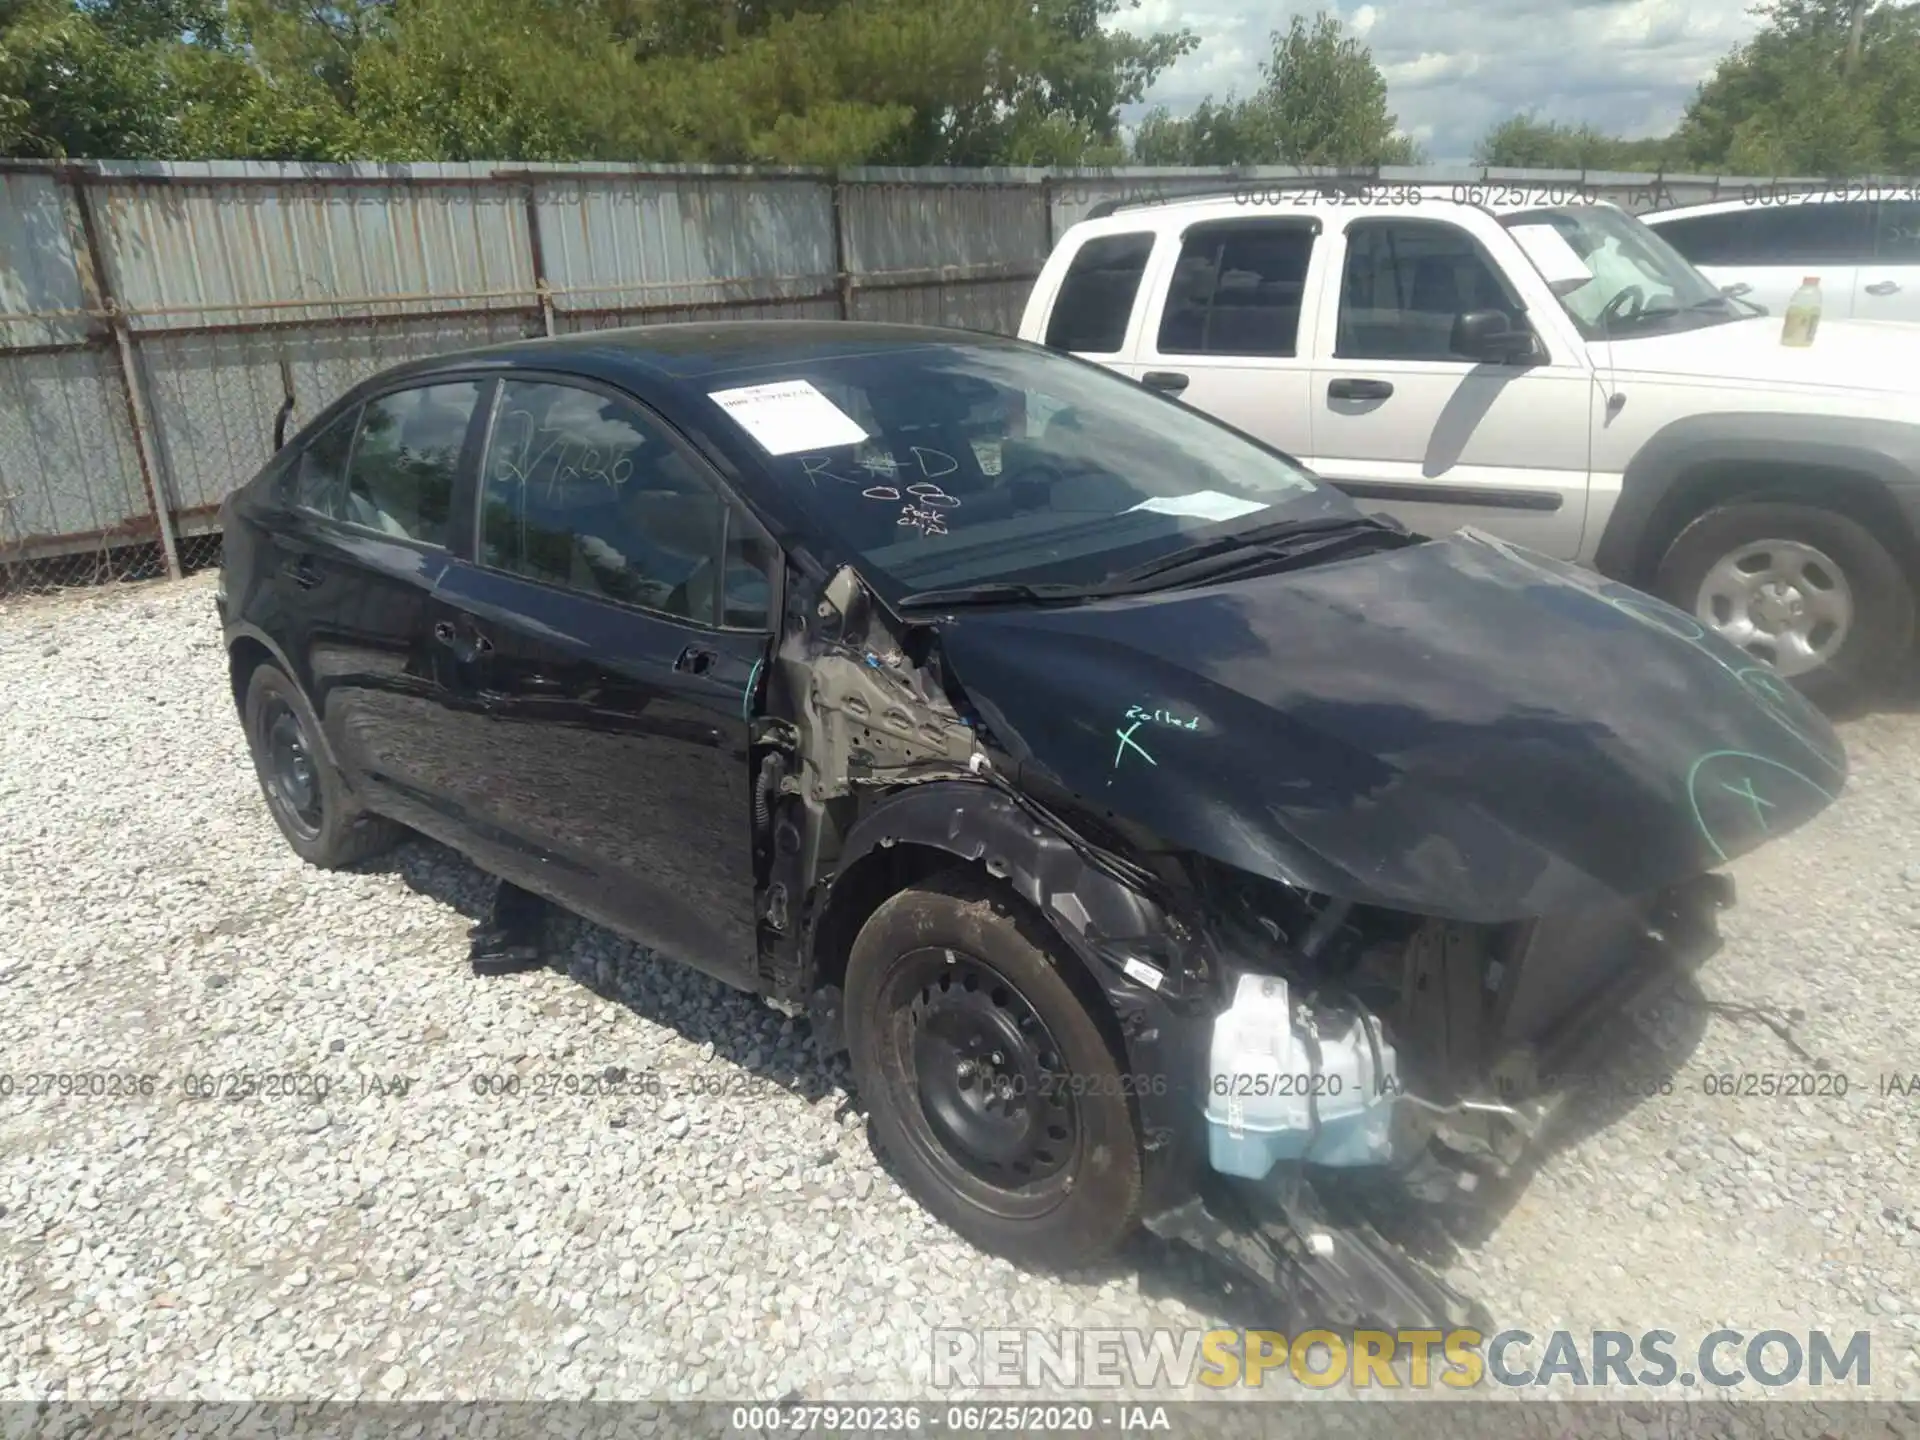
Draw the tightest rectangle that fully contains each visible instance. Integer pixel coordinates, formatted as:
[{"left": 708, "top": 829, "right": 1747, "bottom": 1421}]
[{"left": 1018, "top": 181, "right": 1920, "bottom": 706}]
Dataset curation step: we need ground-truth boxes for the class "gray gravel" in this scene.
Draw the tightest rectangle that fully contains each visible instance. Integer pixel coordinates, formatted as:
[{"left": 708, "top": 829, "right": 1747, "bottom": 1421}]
[{"left": 1, "top": 574, "right": 1916, "bottom": 1403}]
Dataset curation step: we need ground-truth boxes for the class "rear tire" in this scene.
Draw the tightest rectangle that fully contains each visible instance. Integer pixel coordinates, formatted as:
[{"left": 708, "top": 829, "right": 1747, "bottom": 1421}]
[
  {"left": 241, "top": 662, "right": 402, "bottom": 869},
  {"left": 843, "top": 870, "right": 1142, "bottom": 1270},
  {"left": 1651, "top": 500, "right": 1914, "bottom": 711}
]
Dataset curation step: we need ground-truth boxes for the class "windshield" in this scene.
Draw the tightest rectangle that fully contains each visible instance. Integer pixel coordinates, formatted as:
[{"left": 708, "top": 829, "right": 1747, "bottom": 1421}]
[
  {"left": 706, "top": 342, "right": 1350, "bottom": 602},
  {"left": 1501, "top": 205, "right": 1740, "bottom": 339}
]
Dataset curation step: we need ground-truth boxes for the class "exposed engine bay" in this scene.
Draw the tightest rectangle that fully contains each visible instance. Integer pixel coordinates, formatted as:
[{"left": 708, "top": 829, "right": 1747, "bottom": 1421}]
[{"left": 743, "top": 556, "right": 1809, "bottom": 1329}]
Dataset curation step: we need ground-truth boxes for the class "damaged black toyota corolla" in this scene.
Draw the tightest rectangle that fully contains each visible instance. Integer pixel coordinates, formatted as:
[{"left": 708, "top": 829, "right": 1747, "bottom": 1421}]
[{"left": 217, "top": 322, "right": 1846, "bottom": 1327}]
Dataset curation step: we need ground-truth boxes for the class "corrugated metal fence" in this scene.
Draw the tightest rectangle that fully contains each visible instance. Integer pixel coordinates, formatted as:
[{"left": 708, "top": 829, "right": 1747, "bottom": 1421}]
[{"left": 0, "top": 158, "right": 1837, "bottom": 590}]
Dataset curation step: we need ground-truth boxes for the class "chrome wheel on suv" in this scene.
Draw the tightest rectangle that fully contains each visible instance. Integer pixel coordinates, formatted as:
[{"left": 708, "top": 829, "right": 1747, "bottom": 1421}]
[
  {"left": 1654, "top": 499, "right": 1915, "bottom": 711},
  {"left": 1694, "top": 537, "right": 1853, "bottom": 677}
]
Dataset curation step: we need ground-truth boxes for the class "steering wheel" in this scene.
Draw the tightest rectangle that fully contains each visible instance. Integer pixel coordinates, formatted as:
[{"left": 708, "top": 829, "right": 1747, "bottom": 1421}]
[{"left": 1597, "top": 284, "right": 1646, "bottom": 330}]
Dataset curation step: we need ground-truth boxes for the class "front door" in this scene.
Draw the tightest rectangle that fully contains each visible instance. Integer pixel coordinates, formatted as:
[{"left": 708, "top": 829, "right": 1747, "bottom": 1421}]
[
  {"left": 1855, "top": 200, "right": 1920, "bottom": 324},
  {"left": 425, "top": 376, "right": 775, "bottom": 988},
  {"left": 1306, "top": 216, "right": 1593, "bottom": 559}
]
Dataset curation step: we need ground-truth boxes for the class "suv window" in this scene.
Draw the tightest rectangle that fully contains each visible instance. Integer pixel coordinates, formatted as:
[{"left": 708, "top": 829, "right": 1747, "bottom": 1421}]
[
  {"left": 290, "top": 408, "right": 359, "bottom": 517},
  {"left": 480, "top": 379, "right": 770, "bottom": 628},
  {"left": 338, "top": 382, "right": 480, "bottom": 545},
  {"left": 1156, "top": 221, "right": 1314, "bottom": 357},
  {"left": 1875, "top": 200, "right": 1920, "bottom": 261},
  {"left": 1337, "top": 220, "right": 1524, "bottom": 361},
  {"left": 1044, "top": 232, "right": 1155, "bottom": 354},
  {"left": 1658, "top": 202, "right": 1875, "bottom": 266}
]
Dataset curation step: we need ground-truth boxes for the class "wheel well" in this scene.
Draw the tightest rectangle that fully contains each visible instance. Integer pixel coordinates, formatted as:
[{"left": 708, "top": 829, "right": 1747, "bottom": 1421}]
[
  {"left": 1634, "top": 461, "right": 1920, "bottom": 589},
  {"left": 227, "top": 636, "right": 276, "bottom": 717},
  {"left": 809, "top": 842, "right": 958, "bottom": 996}
]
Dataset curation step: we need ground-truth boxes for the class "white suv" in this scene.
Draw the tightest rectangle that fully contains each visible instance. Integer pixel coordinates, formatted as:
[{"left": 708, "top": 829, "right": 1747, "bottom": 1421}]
[
  {"left": 1641, "top": 190, "right": 1920, "bottom": 324},
  {"left": 1017, "top": 182, "right": 1920, "bottom": 705}
]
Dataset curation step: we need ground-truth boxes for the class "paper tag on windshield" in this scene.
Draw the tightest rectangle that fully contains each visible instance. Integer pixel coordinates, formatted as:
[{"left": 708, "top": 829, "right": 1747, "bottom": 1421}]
[
  {"left": 1127, "top": 491, "right": 1269, "bottom": 523},
  {"left": 708, "top": 380, "right": 867, "bottom": 456},
  {"left": 1508, "top": 224, "right": 1594, "bottom": 292}
]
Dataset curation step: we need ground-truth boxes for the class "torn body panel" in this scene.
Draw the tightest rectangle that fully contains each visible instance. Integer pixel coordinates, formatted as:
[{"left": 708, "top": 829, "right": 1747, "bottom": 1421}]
[{"left": 760, "top": 557, "right": 1825, "bottom": 1328}]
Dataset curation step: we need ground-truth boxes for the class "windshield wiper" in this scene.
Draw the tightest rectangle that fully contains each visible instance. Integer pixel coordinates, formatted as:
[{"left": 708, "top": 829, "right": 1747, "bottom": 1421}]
[
  {"left": 1099, "top": 512, "right": 1414, "bottom": 591},
  {"left": 895, "top": 580, "right": 1101, "bottom": 611}
]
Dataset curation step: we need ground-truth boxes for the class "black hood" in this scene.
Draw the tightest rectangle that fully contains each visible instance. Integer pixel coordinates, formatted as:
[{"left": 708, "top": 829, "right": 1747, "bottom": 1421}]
[{"left": 929, "top": 529, "right": 1847, "bottom": 922}]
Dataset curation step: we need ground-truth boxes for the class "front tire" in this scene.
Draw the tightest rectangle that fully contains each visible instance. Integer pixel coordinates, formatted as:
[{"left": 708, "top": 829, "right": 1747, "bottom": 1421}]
[
  {"left": 241, "top": 662, "right": 402, "bottom": 869},
  {"left": 843, "top": 870, "right": 1142, "bottom": 1270},
  {"left": 1651, "top": 500, "right": 1915, "bottom": 710}
]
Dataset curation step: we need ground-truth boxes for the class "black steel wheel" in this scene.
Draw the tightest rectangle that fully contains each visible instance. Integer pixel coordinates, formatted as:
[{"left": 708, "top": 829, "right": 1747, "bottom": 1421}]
[
  {"left": 241, "top": 661, "right": 402, "bottom": 869},
  {"left": 259, "top": 697, "right": 324, "bottom": 841},
  {"left": 844, "top": 869, "right": 1142, "bottom": 1269}
]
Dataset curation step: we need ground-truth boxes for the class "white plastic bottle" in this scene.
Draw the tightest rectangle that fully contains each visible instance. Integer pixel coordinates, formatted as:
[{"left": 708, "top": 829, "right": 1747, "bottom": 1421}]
[{"left": 1781, "top": 276, "right": 1822, "bottom": 347}]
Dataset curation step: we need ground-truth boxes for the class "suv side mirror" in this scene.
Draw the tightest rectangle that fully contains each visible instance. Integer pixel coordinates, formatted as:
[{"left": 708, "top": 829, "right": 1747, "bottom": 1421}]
[{"left": 1452, "top": 309, "right": 1538, "bottom": 364}]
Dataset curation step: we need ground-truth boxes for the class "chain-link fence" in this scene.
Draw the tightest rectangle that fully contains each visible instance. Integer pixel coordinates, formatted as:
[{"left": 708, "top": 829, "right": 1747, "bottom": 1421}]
[{"left": 0, "top": 158, "right": 1863, "bottom": 600}]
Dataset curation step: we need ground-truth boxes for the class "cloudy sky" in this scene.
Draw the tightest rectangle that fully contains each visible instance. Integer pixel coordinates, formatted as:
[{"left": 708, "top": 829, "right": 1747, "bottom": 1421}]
[{"left": 1119, "top": 0, "right": 1764, "bottom": 163}]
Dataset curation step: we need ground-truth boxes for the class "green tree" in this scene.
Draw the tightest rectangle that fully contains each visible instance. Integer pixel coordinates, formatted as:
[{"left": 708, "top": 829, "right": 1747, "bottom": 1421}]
[
  {"left": 1671, "top": 0, "right": 1920, "bottom": 173},
  {"left": 0, "top": 0, "right": 182, "bottom": 156},
  {"left": 1473, "top": 114, "right": 1678, "bottom": 170},
  {"left": 0, "top": 0, "right": 1192, "bottom": 164},
  {"left": 1129, "top": 12, "right": 1419, "bottom": 167}
]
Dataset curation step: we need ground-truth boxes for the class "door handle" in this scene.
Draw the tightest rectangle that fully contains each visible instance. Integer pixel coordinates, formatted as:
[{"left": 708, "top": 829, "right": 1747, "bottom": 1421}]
[
  {"left": 282, "top": 558, "right": 323, "bottom": 590},
  {"left": 1866, "top": 280, "right": 1902, "bottom": 296},
  {"left": 1141, "top": 370, "right": 1190, "bottom": 395},
  {"left": 433, "top": 621, "right": 493, "bottom": 659},
  {"left": 1328, "top": 378, "right": 1394, "bottom": 402},
  {"left": 674, "top": 644, "right": 716, "bottom": 676}
]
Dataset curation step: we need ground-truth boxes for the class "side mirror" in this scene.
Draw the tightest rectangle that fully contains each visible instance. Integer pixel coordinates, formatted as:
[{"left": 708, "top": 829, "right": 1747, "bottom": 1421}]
[
  {"left": 1452, "top": 309, "right": 1538, "bottom": 365},
  {"left": 1721, "top": 282, "right": 1753, "bottom": 299}
]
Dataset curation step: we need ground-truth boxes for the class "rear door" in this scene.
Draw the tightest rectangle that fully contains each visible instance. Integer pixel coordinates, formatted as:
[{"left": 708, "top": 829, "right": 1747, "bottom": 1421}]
[
  {"left": 1304, "top": 215, "right": 1592, "bottom": 558},
  {"left": 1128, "top": 217, "right": 1320, "bottom": 459},
  {"left": 1854, "top": 200, "right": 1920, "bottom": 323},
  {"left": 269, "top": 379, "right": 484, "bottom": 819},
  {"left": 424, "top": 376, "right": 776, "bottom": 988}
]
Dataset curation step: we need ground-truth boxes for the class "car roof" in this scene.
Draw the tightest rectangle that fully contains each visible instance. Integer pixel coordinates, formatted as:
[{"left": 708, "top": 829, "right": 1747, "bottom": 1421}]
[
  {"left": 1067, "top": 184, "right": 1627, "bottom": 235},
  {"left": 358, "top": 320, "right": 1027, "bottom": 395},
  {"left": 1642, "top": 194, "right": 1836, "bottom": 223}
]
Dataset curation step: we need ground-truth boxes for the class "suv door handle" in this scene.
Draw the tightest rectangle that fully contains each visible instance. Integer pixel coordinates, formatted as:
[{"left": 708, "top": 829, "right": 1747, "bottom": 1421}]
[
  {"left": 675, "top": 644, "right": 716, "bottom": 676},
  {"left": 1866, "top": 280, "right": 1902, "bottom": 296},
  {"left": 1141, "top": 370, "right": 1190, "bottom": 395},
  {"left": 1328, "top": 378, "right": 1394, "bottom": 402}
]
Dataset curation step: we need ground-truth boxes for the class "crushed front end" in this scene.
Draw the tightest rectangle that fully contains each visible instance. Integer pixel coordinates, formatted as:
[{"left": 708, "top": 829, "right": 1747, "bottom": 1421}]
[{"left": 1134, "top": 862, "right": 1737, "bottom": 1330}]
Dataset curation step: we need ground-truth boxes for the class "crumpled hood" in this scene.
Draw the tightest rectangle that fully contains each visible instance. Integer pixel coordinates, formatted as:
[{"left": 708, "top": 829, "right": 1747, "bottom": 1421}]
[
  {"left": 932, "top": 529, "right": 1847, "bottom": 922},
  {"left": 1610, "top": 315, "right": 1920, "bottom": 396}
]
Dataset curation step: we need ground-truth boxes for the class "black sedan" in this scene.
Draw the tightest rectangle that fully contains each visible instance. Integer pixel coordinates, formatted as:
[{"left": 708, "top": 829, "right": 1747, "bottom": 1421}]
[{"left": 217, "top": 322, "right": 1845, "bottom": 1325}]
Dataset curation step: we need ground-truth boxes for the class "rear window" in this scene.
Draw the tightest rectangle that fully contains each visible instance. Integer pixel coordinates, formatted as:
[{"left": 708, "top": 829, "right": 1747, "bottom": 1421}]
[{"left": 1044, "top": 232, "right": 1155, "bottom": 354}]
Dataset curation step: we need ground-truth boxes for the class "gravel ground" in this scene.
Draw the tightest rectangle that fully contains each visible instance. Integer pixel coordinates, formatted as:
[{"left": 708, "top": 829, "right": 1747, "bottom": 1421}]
[{"left": 1, "top": 573, "right": 1917, "bottom": 1405}]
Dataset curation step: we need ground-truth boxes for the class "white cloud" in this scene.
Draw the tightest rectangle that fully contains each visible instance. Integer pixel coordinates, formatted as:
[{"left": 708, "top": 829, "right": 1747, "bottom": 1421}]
[{"left": 1113, "top": 0, "right": 1762, "bottom": 162}]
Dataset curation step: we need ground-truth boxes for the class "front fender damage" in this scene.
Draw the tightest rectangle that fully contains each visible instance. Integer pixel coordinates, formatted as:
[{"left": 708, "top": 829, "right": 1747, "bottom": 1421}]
[{"left": 756, "top": 564, "right": 1737, "bottom": 1331}]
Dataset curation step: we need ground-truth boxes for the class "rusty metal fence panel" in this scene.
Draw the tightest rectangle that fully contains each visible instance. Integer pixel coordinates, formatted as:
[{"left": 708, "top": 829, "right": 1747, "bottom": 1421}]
[{"left": 0, "top": 157, "right": 1871, "bottom": 593}]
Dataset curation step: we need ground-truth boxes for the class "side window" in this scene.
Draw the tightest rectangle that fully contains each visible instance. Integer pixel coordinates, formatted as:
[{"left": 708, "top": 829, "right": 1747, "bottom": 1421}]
[
  {"left": 481, "top": 380, "right": 768, "bottom": 628},
  {"left": 342, "top": 382, "right": 480, "bottom": 546},
  {"left": 1044, "top": 232, "right": 1155, "bottom": 354},
  {"left": 1648, "top": 210, "right": 1751, "bottom": 266},
  {"left": 1874, "top": 200, "right": 1920, "bottom": 261},
  {"left": 1156, "top": 222, "right": 1314, "bottom": 357},
  {"left": 1742, "top": 202, "right": 1876, "bottom": 264},
  {"left": 290, "top": 408, "right": 358, "bottom": 519},
  {"left": 1337, "top": 220, "right": 1525, "bottom": 362}
]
